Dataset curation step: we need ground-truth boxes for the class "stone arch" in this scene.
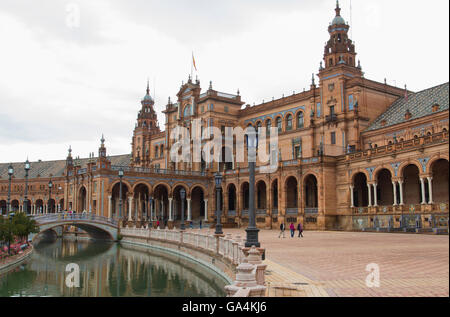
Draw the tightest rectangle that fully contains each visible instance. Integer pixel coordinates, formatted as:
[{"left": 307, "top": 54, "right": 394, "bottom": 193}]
[
  {"left": 133, "top": 183, "right": 151, "bottom": 223},
  {"left": 350, "top": 169, "right": 370, "bottom": 184},
  {"left": 398, "top": 160, "right": 423, "bottom": 178},
  {"left": 303, "top": 174, "right": 319, "bottom": 210},
  {"left": 241, "top": 182, "right": 250, "bottom": 210},
  {"left": 430, "top": 158, "right": 449, "bottom": 203},
  {"left": 275, "top": 116, "right": 283, "bottom": 132},
  {"left": 402, "top": 164, "right": 421, "bottom": 205},
  {"left": 0, "top": 200, "right": 6, "bottom": 215},
  {"left": 191, "top": 186, "right": 206, "bottom": 220},
  {"left": 111, "top": 182, "right": 130, "bottom": 219},
  {"left": 271, "top": 178, "right": 279, "bottom": 210},
  {"left": 285, "top": 176, "right": 298, "bottom": 209},
  {"left": 376, "top": 169, "right": 393, "bottom": 206},
  {"left": 284, "top": 112, "right": 295, "bottom": 131},
  {"left": 108, "top": 179, "right": 133, "bottom": 193},
  {"left": 131, "top": 182, "right": 152, "bottom": 194},
  {"left": 11, "top": 199, "right": 20, "bottom": 212},
  {"left": 172, "top": 184, "right": 189, "bottom": 221},
  {"left": 226, "top": 183, "right": 237, "bottom": 213},
  {"left": 353, "top": 172, "right": 368, "bottom": 207},
  {"left": 153, "top": 183, "right": 170, "bottom": 223},
  {"left": 373, "top": 165, "right": 395, "bottom": 181},
  {"left": 152, "top": 182, "right": 172, "bottom": 196},
  {"left": 78, "top": 186, "right": 87, "bottom": 213},
  {"left": 426, "top": 155, "right": 450, "bottom": 174},
  {"left": 256, "top": 180, "right": 267, "bottom": 210}
]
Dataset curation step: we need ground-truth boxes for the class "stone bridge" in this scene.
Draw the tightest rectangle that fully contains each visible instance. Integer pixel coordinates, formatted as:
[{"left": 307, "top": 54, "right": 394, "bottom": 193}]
[{"left": 31, "top": 214, "right": 119, "bottom": 241}]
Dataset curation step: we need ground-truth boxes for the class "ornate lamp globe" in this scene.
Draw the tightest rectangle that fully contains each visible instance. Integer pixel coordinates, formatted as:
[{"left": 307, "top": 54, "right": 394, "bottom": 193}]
[
  {"left": 118, "top": 168, "right": 124, "bottom": 178},
  {"left": 180, "top": 188, "right": 186, "bottom": 200},
  {"left": 25, "top": 159, "right": 30, "bottom": 171},
  {"left": 8, "top": 164, "right": 14, "bottom": 176},
  {"left": 214, "top": 173, "right": 222, "bottom": 188},
  {"left": 48, "top": 180, "right": 53, "bottom": 189}
]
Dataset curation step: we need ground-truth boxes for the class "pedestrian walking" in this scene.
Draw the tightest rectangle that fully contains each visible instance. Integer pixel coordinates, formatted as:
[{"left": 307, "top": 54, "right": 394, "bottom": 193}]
[
  {"left": 290, "top": 223, "right": 295, "bottom": 238},
  {"left": 297, "top": 222, "right": 304, "bottom": 238},
  {"left": 278, "top": 222, "right": 286, "bottom": 238},
  {"left": 199, "top": 219, "right": 203, "bottom": 229}
]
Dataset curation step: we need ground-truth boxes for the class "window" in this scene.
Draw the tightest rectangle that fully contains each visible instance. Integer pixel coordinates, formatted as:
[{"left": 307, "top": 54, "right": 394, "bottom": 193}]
[
  {"left": 224, "top": 106, "right": 229, "bottom": 113},
  {"left": 286, "top": 115, "right": 293, "bottom": 131},
  {"left": 276, "top": 117, "right": 282, "bottom": 132},
  {"left": 348, "top": 95, "right": 354, "bottom": 111},
  {"left": 155, "top": 146, "right": 158, "bottom": 158},
  {"left": 266, "top": 119, "right": 272, "bottom": 135},
  {"left": 330, "top": 106, "right": 335, "bottom": 116},
  {"left": 331, "top": 132, "right": 336, "bottom": 145},
  {"left": 209, "top": 103, "right": 214, "bottom": 111},
  {"left": 256, "top": 122, "right": 262, "bottom": 133},
  {"left": 297, "top": 112, "right": 304, "bottom": 129},
  {"left": 184, "top": 104, "right": 192, "bottom": 117},
  {"left": 317, "top": 103, "right": 321, "bottom": 117},
  {"left": 201, "top": 106, "right": 204, "bottom": 113},
  {"left": 295, "top": 146, "right": 301, "bottom": 159},
  {"left": 160, "top": 145, "right": 164, "bottom": 157}
]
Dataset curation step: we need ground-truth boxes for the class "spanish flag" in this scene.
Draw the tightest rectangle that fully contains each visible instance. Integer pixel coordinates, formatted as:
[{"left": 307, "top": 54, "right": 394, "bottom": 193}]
[{"left": 192, "top": 52, "right": 197, "bottom": 71}]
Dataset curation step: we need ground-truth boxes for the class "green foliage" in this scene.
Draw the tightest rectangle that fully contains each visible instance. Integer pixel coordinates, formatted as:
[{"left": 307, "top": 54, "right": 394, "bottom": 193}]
[
  {"left": 0, "top": 213, "right": 39, "bottom": 244},
  {"left": 117, "top": 234, "right": 123, "bottom": 241}
]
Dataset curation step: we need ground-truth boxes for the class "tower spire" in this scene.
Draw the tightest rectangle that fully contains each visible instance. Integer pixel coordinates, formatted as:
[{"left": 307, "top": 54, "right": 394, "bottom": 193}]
[
  {"left": 146, "top": 78, "right": 150, "bottom": 95},
  {"left": 335, "top": 0, "right": 341, "bottom": 16}
]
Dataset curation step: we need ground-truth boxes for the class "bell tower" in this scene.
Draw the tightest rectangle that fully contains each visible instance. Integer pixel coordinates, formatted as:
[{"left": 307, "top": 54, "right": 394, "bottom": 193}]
[
  {"left": 131, "top": 81, "right": 161, "bottom": 167},
  {"left": 322, "top": 0, "right": 360, "bottom": 72}
]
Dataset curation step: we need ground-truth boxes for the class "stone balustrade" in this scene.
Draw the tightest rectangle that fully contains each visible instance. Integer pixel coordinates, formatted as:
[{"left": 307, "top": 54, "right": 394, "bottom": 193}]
[{"left": 120, "top": 227, "right": 266, "bottom": 297}]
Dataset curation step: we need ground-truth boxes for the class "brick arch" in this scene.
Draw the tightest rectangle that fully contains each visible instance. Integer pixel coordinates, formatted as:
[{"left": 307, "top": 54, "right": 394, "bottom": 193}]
[
  {"left": 373, "top": 165, "right": 395, "bottom": 181},
  {"left": 294, "top": 110, "right": 306, "bottom": 128},
  {"left": 398, "top": 160, "right": 423, "bottom": 178},
  {"left": 153, "top": 182, "right": 172, "bottom": 196},
  {"left": 171, "top": 183, "right": 189, "bottom": 195},
  {"left": 302, "top": 172, "right": 320, "bottom": 186},
  {"left": 131, "top": 181, "right": 152, "bottom": 194},
  {"left": 283, "top": 111, "right": 295, "bottom": 130},
  {"left": 427, "top": 155, "right": 449, "bottom": 174},
  {"left": 350, "top": 170, "right": 370, "bottom": 184},
  {"left": 107, "top": 179, "right": 132, "bottom": 193},
  {"left": 190, "top": 184, "right": 209, "bottom": 198}
]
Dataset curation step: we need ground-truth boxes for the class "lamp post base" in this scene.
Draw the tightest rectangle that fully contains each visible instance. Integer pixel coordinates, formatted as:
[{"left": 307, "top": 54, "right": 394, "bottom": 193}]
[
  {"left": 215, "top": 224, "right": 223, "bottom": 235},
  {"left": 245, "top": 227, "right": 260, "bottom": 248}
]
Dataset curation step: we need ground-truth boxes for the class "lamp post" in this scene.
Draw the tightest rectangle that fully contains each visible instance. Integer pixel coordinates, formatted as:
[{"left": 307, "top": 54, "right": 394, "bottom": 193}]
[
  {"left": 180, "top": 188, "right": 186, "bottom": 231},
  {"left": 7, "top": 164, "right": 14, "bottom": 217},
  {"left": 8, "top": 212, "right": 15, "bottom": 255},
  {"left": 245, "top": 129, "right": 260, "bottom": 248},
  {"left": 24, "top": 159, "right": 30, "bottom": 215},
  {"left": 118, "top": 168, "right": 124, "bottom": 220},
  {"left": 214, "top": 173, "right": 223, "bottom": 235},
  {"left": 149, "top": 196, "right": 153, "bottom": 222},
  {"left": 48, "top": 180, "right": 53, "bottom": 214}
]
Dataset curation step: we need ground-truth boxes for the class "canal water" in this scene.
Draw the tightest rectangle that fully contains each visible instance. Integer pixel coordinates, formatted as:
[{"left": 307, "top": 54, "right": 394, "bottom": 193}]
[{"left": 0, "top": 239, "right": 227, "bottom": 297}]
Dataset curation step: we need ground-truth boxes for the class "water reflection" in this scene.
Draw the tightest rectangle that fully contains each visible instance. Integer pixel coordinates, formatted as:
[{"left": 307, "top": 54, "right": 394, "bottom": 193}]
[{"left": 0, "top": 239, "right": 227, "bottom": 297}]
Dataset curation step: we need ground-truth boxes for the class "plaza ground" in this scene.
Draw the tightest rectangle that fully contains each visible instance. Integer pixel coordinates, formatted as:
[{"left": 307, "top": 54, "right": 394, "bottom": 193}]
[{"left": 204, "top": 228, "right": 449, "bottom": 297}]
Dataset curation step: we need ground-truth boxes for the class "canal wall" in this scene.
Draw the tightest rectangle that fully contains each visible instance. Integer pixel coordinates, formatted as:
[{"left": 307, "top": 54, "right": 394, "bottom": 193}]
[
  {"left": 120, "top": 228, "right": 247, "bottom": 284},
  {"left": 0, "top": 245, "right": 34, "bottom": 275}
]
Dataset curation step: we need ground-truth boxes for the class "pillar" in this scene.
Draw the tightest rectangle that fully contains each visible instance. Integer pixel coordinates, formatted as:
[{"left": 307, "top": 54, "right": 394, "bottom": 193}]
[
  {"left": 392, "top": 182, "right": 398, "bottom": 206},
  {"left": 168, "top": 198, "right": 173, "bottom": 221},
  {"left": 350, "top": 186, "right": 354, "bottom": 208},
  {"left": 108, "top": 196, "right": 112, "bottom": 219},
  {"left": 373, "top": 183, "right": 378, "bottom": 207},
  {"left": 427, "top": 177, "right": 433, "bottom": 204},
  {"left": 128, "top": 197, "right": 133, "bottom": 221},
  {"left": 367, "top": 184, "right": 372, "bottom": 207},
  {"left": 204, "top": 199, "right": 209, "bottom": 221},
  {"left": 398, "top": 180, "right": 404, "bottom": 206},
  {"left": 420, "top": 178, "right": 426, "bottom": 205},
  {"left": 150, "top": 199, "right": 153, "bottom": 221},
  {"left": 187, "top": 198, "right": 192, "bottom": 221}
]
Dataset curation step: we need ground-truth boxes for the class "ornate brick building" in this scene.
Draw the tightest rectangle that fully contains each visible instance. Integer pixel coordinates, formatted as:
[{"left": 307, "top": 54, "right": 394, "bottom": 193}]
[{"left": 1, "top": 2, "right": 448, "bottom": 231}]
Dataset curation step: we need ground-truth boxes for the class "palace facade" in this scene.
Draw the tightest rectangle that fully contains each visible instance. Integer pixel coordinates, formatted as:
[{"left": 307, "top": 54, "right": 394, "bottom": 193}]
[{"left": 1, "top": 2, "right": 448, "bottom": 232}]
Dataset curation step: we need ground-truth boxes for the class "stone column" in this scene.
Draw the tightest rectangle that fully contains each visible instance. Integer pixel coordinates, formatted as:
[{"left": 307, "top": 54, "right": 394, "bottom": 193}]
[
  {"left": 392, "top": 182, "right": 398, "bottom": 206},
  {"left": 187, "top": 198, "right": 192, "bottom": 221},
  {"left": 367, "top": 184, "right": 372, "bottom": 207},
  {"left": 398, "top": 180, "right": 404, "bottom": 206},
  {"left": 128, "top": 197, "right": 133, "bottom": 221},
  {"left": 150, "top": 199, "right": 153, "bottom": 221},
  {"left": 427, "top": 177, "right": 433, "bottom": 204},
  {"left": 204, "top": 199, "right": 209, "bottom": 221},
  {"left": 168, "top": 198, "right": 173, "bottom": 221},
  {"left": 373, "top": 183, "right": 378, "bottom": 207},
  {"left": 350, "top": 186, "right": 354, "bottom": 208},
  {"left": 108, "top": 196, "right": 112, "bottom": 219},
  {"left": 420, "top": 178, "right": 426, "bottom": 205}
]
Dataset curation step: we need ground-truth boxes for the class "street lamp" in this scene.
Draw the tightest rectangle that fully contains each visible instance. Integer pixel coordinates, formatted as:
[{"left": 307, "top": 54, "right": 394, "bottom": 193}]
[
  {"left": 246, "top": 129, "right": 260, "bottom": 248},
  {"left": 180, "top": 188, "right": 186, "bottom": 231},
  {"left": 48, "top": 180, "right": 53, "bottom": 214},
  {"left": 24, "top": 159, "right": 30, "bottom": 215},
  {"left": 118, "top": 168, "right": 124, "bottom": 220},
  {"left": 214, "top": 172, "right": 223, "bottom": 235},
  {"left": 8, "top": 212, "right": 15, "bottom": 255},
  {"left": 149, "top": 196, "right": 153, "bottom": 222},
  {"left": 7, "top": 164, "right": 14, "bottom": 216}
]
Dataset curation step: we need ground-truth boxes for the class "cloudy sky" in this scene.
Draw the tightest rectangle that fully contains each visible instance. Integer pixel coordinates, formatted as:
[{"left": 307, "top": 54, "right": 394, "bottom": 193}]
[{"left": 0, "top": 0, "right": 448, "bottom": 164}]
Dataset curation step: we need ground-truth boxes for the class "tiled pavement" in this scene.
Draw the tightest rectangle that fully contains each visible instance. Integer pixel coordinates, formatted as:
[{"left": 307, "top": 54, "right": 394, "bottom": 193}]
[{"left": 216, "top": 229, "right": 449, "bottom": 297}]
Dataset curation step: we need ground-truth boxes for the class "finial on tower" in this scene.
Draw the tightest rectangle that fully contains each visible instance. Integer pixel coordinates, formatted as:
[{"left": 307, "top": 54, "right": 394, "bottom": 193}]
[
  {"left": 209, "top": 81, "right": 213, "bottom": 90},
  {"left": 101, "top": 134, "right": 105, "bottom": 145},
  {"left": 336, "top": 0, "right": 341, "bottom": 16},
  {"left": 146, "top": 78, "right": 150, "bottom": 95},
  {"left": 312, "top": 73, "right": 315, "bottom": 86}
]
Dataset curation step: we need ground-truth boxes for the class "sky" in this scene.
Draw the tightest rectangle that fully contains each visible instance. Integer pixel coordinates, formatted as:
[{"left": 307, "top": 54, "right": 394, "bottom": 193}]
[{"left": 0, "top": 0, "right": 448, "bottom": 164}]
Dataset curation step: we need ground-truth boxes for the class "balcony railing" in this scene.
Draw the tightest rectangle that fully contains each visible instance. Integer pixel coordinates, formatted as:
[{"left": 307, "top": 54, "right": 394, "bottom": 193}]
[
  {"left": 325, "top": 114, "right": 338, "bottom": 123},
  {"left": 110, "top": 166, "right": 207, "bottom": 177},
  {"left": 286, "top": 208, "right": 298, "bottom": 215},
  {"left": 305, "top": 208, "right": 319, "bottom": 214}
]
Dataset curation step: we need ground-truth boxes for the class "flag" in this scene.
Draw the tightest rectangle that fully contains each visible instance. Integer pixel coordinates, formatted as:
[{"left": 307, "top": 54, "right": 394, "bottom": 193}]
[{"left": 192, "top": 52, "right": 197, "bottom": 71}]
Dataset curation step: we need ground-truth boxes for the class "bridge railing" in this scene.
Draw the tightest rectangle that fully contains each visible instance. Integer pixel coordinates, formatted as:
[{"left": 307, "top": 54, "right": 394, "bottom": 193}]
[
  {"left": 121, "top": 227, "right": 247, "bottom": 265},
  {"left": 32, "top": 213, "right": 118, "bottom": 227}
]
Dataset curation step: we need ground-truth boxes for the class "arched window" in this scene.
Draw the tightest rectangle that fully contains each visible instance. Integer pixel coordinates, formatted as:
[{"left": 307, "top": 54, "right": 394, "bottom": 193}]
[
  {"left": 184, "top": 104, "right": 192, "bottom": 117},
  {"left": 154, "top": 146, "right": 158, "bottom": 158},
  {"left": 286, "top": 114, "right": 293, "bottom": 131},
  {"left": 276, "top": 117, "right": 282, "bottom": 133},
  {"left": 266, "top": 119, "right": 272, "bottom": 136},
  {"left": 297, "top": 112, "right": 304, "bottom": 129},
  {"left": 160, "top": 145, "right": 164, "bottom": 157}
]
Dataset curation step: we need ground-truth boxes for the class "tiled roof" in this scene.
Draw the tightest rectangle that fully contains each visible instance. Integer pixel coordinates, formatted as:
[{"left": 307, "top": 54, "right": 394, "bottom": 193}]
[
  {"left": 0, "top": 154, "right": 131, "bottom": 180},
  {"left": 366, "top": 82, "right": 449, "bottom": 132}
]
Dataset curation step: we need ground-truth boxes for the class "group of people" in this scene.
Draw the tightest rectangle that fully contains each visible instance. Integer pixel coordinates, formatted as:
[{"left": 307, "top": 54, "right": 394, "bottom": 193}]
[{"left": 278, "top": 222, "right": 304, "bottom": 238}]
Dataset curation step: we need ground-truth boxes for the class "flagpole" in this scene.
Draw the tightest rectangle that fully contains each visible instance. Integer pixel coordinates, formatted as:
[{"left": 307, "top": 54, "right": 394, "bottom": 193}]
[{"left": 191, "top": 52, "right": 194, "bottom": 80}]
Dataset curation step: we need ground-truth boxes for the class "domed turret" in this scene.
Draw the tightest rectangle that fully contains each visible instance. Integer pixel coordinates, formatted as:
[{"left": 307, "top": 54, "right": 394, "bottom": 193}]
[{"left": 331, "top": 1, "right": 346, "bottom": 25}]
